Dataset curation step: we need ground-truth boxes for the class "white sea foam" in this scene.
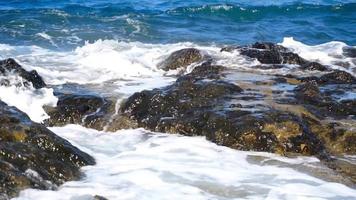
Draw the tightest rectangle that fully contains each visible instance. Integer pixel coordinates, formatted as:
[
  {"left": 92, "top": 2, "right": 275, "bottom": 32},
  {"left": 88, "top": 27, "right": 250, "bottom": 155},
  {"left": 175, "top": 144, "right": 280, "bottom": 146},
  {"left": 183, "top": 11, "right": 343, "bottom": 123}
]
[
  {"left": 0, "top": 73, "right": 57, "bottom": 123},
  {"left": 0, "top": 40, "right": 227, "bottom": 95},
  {"left": 13, "top": 125, "right": 356, "bottom": 200},
  {"left": 36, "top": 32, "right": 57, "bottom": 47},
  {"left": 280, "top": 37, "right": 355, "bottom": 75}
]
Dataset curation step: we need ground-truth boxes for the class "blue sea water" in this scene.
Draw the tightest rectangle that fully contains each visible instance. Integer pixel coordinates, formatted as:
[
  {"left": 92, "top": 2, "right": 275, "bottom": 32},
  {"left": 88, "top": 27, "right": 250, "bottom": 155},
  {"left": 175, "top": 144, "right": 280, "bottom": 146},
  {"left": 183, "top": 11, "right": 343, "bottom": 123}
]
[
  {"left": 1, "top": 2, "right": 356, "bottom": 199},
  {"left": 0, "top": 0, "right": 355, "bottom": 49}
]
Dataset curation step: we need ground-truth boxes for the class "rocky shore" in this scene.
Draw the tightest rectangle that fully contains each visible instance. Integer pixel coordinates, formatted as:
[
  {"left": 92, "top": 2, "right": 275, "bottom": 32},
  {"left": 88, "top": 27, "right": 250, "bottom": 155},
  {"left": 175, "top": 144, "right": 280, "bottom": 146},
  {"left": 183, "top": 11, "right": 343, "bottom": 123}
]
[{"left": 1, "top": 42, "right": 355, "bottom": 198}]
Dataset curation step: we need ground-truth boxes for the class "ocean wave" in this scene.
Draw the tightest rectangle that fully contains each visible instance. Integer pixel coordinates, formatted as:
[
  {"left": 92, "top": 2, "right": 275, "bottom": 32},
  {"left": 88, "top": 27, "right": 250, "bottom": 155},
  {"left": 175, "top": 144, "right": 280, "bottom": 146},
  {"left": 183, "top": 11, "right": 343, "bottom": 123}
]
[
  {"left": 0, "top": 72, "right": 57, "bottom": 122},
  {"left": 167, "top": 3, "right": 356, "bottom": 16},
  {"left": 0, "top": 38, "right": 354, "bottom": 87}
]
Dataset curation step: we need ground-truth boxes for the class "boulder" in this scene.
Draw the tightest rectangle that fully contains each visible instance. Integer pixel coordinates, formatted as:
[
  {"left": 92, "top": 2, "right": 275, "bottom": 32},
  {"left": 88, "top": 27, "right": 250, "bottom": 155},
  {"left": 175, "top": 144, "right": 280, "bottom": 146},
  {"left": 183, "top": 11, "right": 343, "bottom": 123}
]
[
  {"left": 159, "top": 48, "right": 203, "bottom": 71},
  {"left": 238, "top": 42, "right": 307, "bottom": 65},
  {"left": 0, "top": 100, "right": 95, "bottom": 198},
  {"left": 0, "top": 58, "right": 46, "bottom": 89},
  {"left": 44, "top": 93, "right": 115, "bottom": 130}
]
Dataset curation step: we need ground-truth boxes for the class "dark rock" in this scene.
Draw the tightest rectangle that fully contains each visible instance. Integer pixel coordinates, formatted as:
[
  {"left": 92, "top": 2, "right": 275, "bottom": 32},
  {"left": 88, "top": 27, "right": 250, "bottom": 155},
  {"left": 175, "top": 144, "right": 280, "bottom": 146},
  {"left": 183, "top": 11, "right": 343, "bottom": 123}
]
[
  {"left": 294, "top": 81, "right": 325, "bottom": 105},
  {"left": 319, "top": 70, "right": 356, "bottom": 84},
  {"left": 159, "top": 48, "right": 203, "bottom": 71},
  {"left": 220, "top": 46, "right": 240, "bottom": 52},
  {"left": 221, "top": 42, "right": 307, "bottom": 65},
  {"left": 254, "top": 64, "right": 286, "bottom": 70},
  {"left": 44, "top": 93, "right": 114, "bottom": 130},
  {"left": 294, "top": 81, "right": 356, "bottom": 118},
  {"left": 187, "top": 62, "right": 225, "bottom": 80},
  {"left": 237, "top": 42, "right": 307, "bottom": 65},
  {"left": 240, "top": 48, "right": 306, "bottom": 65},
  {"left": 300, "top": 62, "right": 328, "bottom": 71},
  {"left": 93, "top": 195, "right": 108, "bottom": 200},
  {"left": 0, "top": 100, "right": 95, "bottom": 198},
  {"left": 0, "top": 58, "right": 46, "bottom": 89},
  {"left": 251, "top": 42, "right": 289, "bottom": 52},
  {"left": 298, "top": 70, "right": 356, "bottom": 85},
  {"left": 117, "top": 63, "right": 332, "bottom": 157}
]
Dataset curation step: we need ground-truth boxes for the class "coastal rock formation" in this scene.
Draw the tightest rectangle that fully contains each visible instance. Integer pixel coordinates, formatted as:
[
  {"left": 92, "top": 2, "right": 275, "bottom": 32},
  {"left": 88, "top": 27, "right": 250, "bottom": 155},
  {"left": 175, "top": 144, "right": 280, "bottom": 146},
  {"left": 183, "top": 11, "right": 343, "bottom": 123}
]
[
  {"left": 115, "top": 45, "right": 356, "bottom": 160},
  {"left": 44, "top": 93, "right": 115, "bottom": 130},
  {"left": 0, "top": 100, "right": 95, "bottom": 198},
  {"left": 0, "top": 58, "right": 46, "bottom": 89},
  {"left": 116, "top": 62, "right": 353, "bottom": 157},
  {"left": 158, "top": 48, "right": 203, "bottom": 71},
  {"left": 113, "top": 45, "right": 356, "bottom": 184}
]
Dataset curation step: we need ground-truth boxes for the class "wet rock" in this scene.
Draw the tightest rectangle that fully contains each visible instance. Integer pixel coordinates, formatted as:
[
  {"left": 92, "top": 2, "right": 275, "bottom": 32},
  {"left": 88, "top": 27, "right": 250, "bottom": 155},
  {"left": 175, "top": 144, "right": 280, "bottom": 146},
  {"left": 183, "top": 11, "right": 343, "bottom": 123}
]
[
  {"left": 254, "top": 64, "right": 286, "bottom": 70},
  {"left": 220, "top": 46, "right": 240, "bottom": 52},
  {"left": 117, "top": 63, "right": 330, "bottom": 157},
  {"left": 239, "top": 42, "right": 307, "bottom": 65},
  {"left": 300, "top": 62, "right": 328, "bottom": 71},
  {"left": 0, "top": 100, "right": 95, "bottom": 198},
  {"left": 251, "top": 42, "right": 289, "bottom": 52},
  {"left": 298, "top": 70, "right": 356, "bottom": 85},
  {"left": 319, "top": 70, "right": 356, "bottom": 84},
  {"left": 0, "top": 58, "right": 46, "bottom": 89},
  {"left": 294, "top": 81, "right": 325, "bottom": 105},
  {"left": 93, "top": 195, "right": 108, "bottom": 200},
  {"left": 159, "top": 48, "right": 203, "bottom": 71},
  {"left": 294, "top": 81, "right": 356, "bottom": 118},
  {"left": 44, "top": 93, "right": 115, "bottom": 130}
]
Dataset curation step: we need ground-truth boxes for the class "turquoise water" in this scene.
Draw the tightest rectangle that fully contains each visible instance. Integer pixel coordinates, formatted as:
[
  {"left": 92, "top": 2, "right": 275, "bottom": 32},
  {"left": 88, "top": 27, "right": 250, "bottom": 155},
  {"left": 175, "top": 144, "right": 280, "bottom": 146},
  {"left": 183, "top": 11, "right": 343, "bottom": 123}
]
[{"left": 0, "top": 0, "right": 355, "bottom": 49}]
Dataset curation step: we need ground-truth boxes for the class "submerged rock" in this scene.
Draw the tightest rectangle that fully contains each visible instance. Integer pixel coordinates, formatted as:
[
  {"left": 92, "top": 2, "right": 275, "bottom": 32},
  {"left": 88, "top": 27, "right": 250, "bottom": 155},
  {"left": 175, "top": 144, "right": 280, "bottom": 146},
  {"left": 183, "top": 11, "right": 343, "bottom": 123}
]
[
  {"left": 158, "top": 48, "right": 203, "bottom": 71},
  {"left": 0, "top": 58, "right": 46, "bottom": 89},
  {"left": 0, "top": 100, "right": 95, "bottom": 198},
  {"left": 342, "top": 46, "right": 356, "bottom": 58},
  {"left": 44, "top": 93, "right": 115, "bottom": 130},
  {"left": 294, "top": 81, "right": 325, "bottom": 105},
  {"left": 294, "top": 81, "right": 356, "bottom": 118},
  {"left": 300, "top": 62, "right": 329, "bottom": 71}
]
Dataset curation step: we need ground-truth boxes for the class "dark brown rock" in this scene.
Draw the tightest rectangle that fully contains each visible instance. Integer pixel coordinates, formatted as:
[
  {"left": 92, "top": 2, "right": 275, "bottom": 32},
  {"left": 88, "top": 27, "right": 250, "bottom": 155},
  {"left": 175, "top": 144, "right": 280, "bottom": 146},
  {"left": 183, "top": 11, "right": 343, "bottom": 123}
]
[
  {"left": 0, "top": 58, "right": 46, "bottom": 89},
  {"left": 44, "top": 93, "right": 114, "bottom": 130},
  {"left": 117, "top": 63, "right": 330, "bottom": 157},
  {"left": 239, "top": 42, "right": 307, "bottom": 65},
  {"left": 159, "top": 48, "right": 203, "bottom": 71},
  {"left": 319, "top": 70, "right": 356, "bottom": 84},
  {"left": 300, "top": 62, "right": 328, "bottom": 71},
  {"left": 0, "top": 100, "right": 95, "bottom": 198}
]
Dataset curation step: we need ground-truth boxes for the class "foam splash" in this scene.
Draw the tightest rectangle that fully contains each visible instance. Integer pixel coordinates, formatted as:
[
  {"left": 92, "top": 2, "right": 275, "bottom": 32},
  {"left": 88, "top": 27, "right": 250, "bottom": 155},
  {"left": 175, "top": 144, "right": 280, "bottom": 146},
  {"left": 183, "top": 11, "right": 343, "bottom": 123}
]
[
  {"left": 0, "top": 73, "right": 57, "bottom": 123},
  {"left": 280, "top": 37, "right": 356, "bottom": 74},
  {"left": 0, "top": 40, "right": 227, "bottom": 94},
  {"left": 13, "top": 125, "right": 356, "bottom": 200}
]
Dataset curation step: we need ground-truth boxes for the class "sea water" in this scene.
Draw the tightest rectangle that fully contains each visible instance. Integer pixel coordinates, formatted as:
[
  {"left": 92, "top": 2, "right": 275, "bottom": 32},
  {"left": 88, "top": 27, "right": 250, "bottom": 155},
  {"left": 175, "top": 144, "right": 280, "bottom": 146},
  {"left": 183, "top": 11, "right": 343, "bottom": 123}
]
[{"left": 0, "top": 0, "right": 355, "bottom": 199}]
